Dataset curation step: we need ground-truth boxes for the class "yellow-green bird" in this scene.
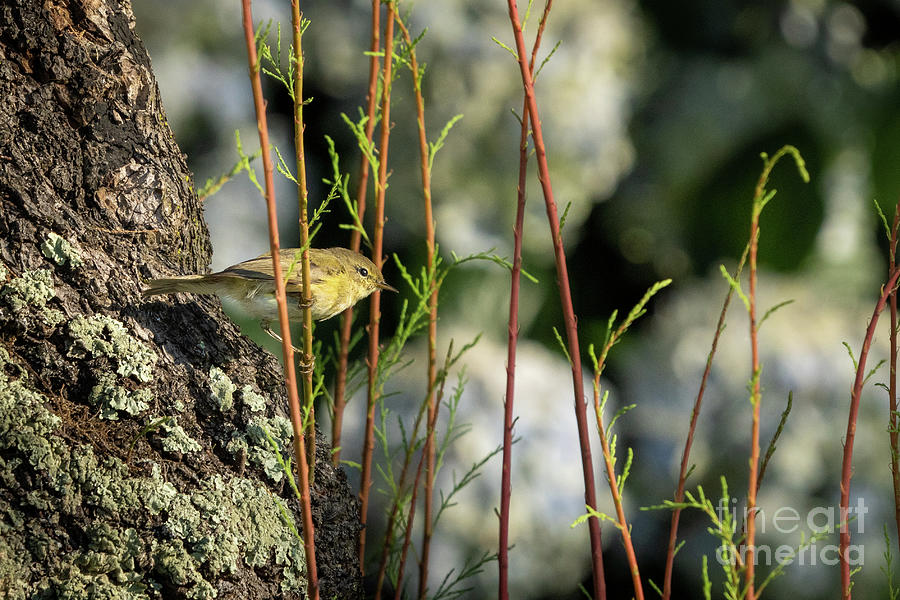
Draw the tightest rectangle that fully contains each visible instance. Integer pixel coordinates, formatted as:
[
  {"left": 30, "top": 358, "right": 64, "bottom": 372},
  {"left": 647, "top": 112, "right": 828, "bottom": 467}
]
[{"left": 143, "top": 247, "right": 397, "bottom": 343}]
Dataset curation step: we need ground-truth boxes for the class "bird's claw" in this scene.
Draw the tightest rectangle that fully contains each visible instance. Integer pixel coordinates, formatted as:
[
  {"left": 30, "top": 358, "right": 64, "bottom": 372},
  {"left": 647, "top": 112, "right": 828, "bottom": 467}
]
[{"left": 297, "top": 354, "right": 315, "bottom": 374}]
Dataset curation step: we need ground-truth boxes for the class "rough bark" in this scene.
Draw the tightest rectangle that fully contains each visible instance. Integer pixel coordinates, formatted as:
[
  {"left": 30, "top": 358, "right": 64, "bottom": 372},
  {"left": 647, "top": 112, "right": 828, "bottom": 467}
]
[{"left": 0, "top": 1, "right": 361, "bottom": 598}]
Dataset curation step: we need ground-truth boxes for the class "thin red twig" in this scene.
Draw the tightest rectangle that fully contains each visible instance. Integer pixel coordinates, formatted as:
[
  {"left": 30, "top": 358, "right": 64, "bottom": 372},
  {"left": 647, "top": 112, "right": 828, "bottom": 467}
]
[
  {"left": 240, "top": 3, "right": 318, "bottom": 598},
  {"left": 373, "top": 377, "right": 432, "bottom": 597},
  {"left": 840, "top": 266, "right": 900, "bottom": 599},
  {"left": 745, "top": 197, "right": 762, "bottom": 600},
  {"left": 389, "top": 16, "right": 441, "bottom": 598},
  {"left": 591, "top": 380, "right": 644, "bottom": 600},
  {"left": 373, "top": 343, "right": 453, "bottom": 598},
  {"left": 359, "top": 0, "right": 396, "bottom": 573},
  {"left": 743, "top": 146, "right": 806, "bottom": 598},
  {"left": 499, "top": 90, "right": 528, "bottom": 600},
  {"left": 503, "top": 2, "right": 606, "bottom": 597},
  {"left": 889, "top": 205, "right": 900, "bottom": 550},
  {"left": 332, "top": 0, "right": 381, "bottom": 467},
  {"left": 499, "top": 3, "right": 552, "bottom": 598},
  {"left": 394, "top": 357, "right": 449, "bottom": 600},
  {"left": 588, "top": 286, "right": 677, "bottom": 600},
  {"left": 662, "top": 249, "right": 746, "bottom": 600}
]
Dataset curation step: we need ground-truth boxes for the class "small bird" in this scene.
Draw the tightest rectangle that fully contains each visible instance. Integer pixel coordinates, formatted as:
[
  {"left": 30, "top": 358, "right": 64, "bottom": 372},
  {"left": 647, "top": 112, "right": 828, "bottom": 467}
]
[{"left": 143, "top": 247, "right": 397, "bottom": 345}]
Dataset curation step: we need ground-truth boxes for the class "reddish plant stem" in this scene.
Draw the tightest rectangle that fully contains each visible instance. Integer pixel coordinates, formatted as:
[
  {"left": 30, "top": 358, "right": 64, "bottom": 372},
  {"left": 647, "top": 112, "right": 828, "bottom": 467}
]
[
  {"left": 394, "top": 493, "right": 419, "bottom": 600},
  {"left": 290, "top": 0, "right": 316, "bottom": 485},
  {"left": 359, "top": 1, "right": 396, "bottom": 573},
  {"left": 589, "top": 297, "right": 669, "bottom": 599},
  {"left": 504, "top": 2, "right": 606, "bottom": 597},
  {"left": 394, "top": 492, "right": 427, "bottom": 600},
  {"left": 394, "top": 365, "right": 447, "bottom": 600},
  {"left": 394, "top": 425, "right": 429, "bottom": 600},
  {"left": 744, "top": 149, "right": 790, "bottom": 598},
  {"left": 889, "top": 206, "right": 900, "bottom": 550},
  {"left": 373, "top": 344, "right": 452, "bottom": 598},
  {"left": 591, "top": 380, "right": 644, "bottom": 600},
  {"left": 499, "top": 3, "right": 552, "bottom": 598},
  {"left": 391, "top": 16, "right": 441, "bottom": 598},
  {"left": 744, "top": 146, "right": 806, "bottom": 597},
  {"left": 499, "top": 96, "right": 527, "bottom": 600},
  {"left": 332, "top": 0, "right": 381, "bottom": 467},
  {"left": 331, "top": 308, "right": 353, "bottom": 462},
  {"left": 240, "top": 3, "right": 318, "bottom": 598},
  {"left": 841, "top": 266, "right": 900, "bottom": 599},
  {"left": 745, "top": 203, "right": 762, "bottom": 600},
  {"left": 662, "top": 251, "right": 746, "bottom": 600},
  {"left": 373, "top": 409, "right": 423, "bottom": 599}
]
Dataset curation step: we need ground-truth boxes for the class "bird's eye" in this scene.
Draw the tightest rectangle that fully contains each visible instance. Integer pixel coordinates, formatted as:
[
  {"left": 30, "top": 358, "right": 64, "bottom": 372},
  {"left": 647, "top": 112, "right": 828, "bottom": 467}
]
[{"left": 357, "top": 266, "right": 369, "bottom": 278}]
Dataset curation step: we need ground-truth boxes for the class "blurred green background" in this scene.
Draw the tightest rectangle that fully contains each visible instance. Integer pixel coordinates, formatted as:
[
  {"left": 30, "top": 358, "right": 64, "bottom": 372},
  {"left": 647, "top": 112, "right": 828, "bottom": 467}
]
[{"left": 132, "top": 0, "right": 900, "bottom": 597}]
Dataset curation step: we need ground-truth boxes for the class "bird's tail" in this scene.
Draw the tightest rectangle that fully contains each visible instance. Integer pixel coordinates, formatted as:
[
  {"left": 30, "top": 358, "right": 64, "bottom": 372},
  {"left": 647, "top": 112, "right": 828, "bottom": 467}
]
[{"left": 142, "top": 275, "right": 219, "bottom": 298}]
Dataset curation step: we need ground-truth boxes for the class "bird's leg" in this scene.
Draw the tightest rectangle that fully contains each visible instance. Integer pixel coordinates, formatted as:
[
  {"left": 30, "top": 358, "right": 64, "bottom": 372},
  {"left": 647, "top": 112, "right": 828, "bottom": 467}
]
[
  {"left": 260, "top": 320, "right": 315, "bottom": 372},
  {"left": 260, "top": 320, "right": 302, "bottom": 353}
]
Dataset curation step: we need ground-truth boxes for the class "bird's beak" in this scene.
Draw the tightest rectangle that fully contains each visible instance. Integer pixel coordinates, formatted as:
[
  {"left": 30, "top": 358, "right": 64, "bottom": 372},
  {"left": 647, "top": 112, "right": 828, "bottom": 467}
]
[{"left": 377, "top": 280, "right": 399, "bottom": 293}]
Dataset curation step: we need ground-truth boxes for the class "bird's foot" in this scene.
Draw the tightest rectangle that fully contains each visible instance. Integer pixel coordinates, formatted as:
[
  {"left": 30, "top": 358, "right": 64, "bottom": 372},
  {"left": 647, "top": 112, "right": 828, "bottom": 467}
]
[{"left": 297, "top": 353, "right": 315, "bottom": 374}]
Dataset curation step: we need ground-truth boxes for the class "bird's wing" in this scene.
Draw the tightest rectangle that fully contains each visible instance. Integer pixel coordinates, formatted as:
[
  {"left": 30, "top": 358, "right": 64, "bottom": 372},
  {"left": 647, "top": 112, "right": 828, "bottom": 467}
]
[
  {"left": 280, "top": 250, "right": 334, "bottom": 293},
  {"left": 219, "top": 256, "right": 278, "bottom": 282}
]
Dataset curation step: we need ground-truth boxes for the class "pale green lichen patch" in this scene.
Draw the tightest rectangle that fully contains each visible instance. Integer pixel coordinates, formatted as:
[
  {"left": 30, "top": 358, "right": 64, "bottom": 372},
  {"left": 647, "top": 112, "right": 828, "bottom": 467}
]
[
  {"left": 240, "top": 385, "right": 266, "bottom": 412},
  {"left": 0, "top": 381, "right": 63, "bottom": 478},
  {"left": 41, "top": 232, "right": 84, "bottom": 268},
  {"left": 0, "top": 520, "right": 32, "bottom": 600},
  {"left": 0, "top": 268, "right": 63, "bottom": 326},
  {"left": 225, "top": 415, "right": 293, "bottom": 483},
  {"left": 0, "top": 268, "right": 54, "bottom": 311},
  {"left": 0, "top": 346, "right": 10, "bottom": 369},
  {"left": 42, "top": 523, "right": 150, "bottom": 599},
  {"left": 208, "top": 366, "right": 235, "bottom": 412},
  {"left": 153, "top": 540, "right": 217, "bottom": 599},
  {"left": 90, "top": 374, "right": 152, "bottom": 420},
  {"left": 0, "top": 361, "right": 307, "bottom": 597},
  {"left": 68, "top": 314, "right": 157, "bottom": 382},
  {"left": 132, "top": 462, "right": 178, "bottom": 515},
  {"left": 157, "top": 419, "right": 202, "bottom": 454}
]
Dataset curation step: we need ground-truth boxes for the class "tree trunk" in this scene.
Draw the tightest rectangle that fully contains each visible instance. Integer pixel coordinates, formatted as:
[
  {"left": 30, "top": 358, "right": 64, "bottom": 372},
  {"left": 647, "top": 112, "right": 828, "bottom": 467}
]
[{"left": 0, "top": 1, "right": 360, "bottom": 598}]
